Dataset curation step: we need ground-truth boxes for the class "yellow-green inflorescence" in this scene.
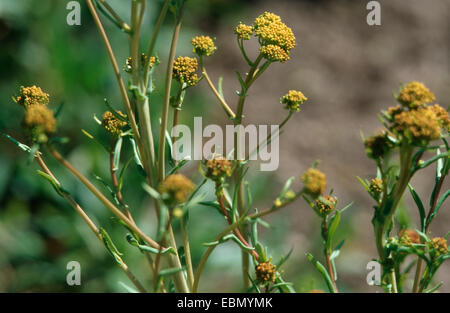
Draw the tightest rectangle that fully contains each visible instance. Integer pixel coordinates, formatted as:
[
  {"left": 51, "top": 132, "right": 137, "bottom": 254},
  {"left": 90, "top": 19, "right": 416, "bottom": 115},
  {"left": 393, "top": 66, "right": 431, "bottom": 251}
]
[
  {"left": 253, "top": 12, "right": 296, "bottom": 63},
  {"left": 429, "top": 237, "right": 448, "bottom": 258},
  {"left": 205, "top": 155, "right": 233, "bottom": 183},
  {"left": 235, "top": 23, "right": 253, "bottom": 40},
  {"left": 191, "top": 35, "right": 217, "bottom": 57},
  {"left": 159, "top": 174, "right": 195, "bottom": 205},
  {"left": 315, "top": 195, "right": 336, "bottom": 217},
  {"left": 397, "top": 81, "right": 435, "bottom": 109},
  {"left": 24, "top": 104, "right": 57, "bottom": 135},
  {"left": 281, "top": 90, "right": 308, "bottom": 112},
  {"left": 255, "top": 261, "right": 276, "bottom": 283},
  {"left": 16, "top": 85, "right": 50, "bottom": 107},
  {"left": 369, "top": 178, "right": 383, "bottom": 196},
  {"left": 172, "top": 56, "right": 199, "bottom": 86},
  {"left": 17, "top": 86, "right": 56, "bottom": 141},
  {"left": 386, "top": 82, "right": 449, "bottom": 145},
  {"left": 102, "top": 111, "right": 127, "bottom": 137},
  {"left": 398, "top": 229, "right": 420, "bottom": 246},
  {"left": 364, "top": 131, "right": 394, "bottom": 159},
  {"left": 301, "top": 168, "right": 327, "bottom": 197}
]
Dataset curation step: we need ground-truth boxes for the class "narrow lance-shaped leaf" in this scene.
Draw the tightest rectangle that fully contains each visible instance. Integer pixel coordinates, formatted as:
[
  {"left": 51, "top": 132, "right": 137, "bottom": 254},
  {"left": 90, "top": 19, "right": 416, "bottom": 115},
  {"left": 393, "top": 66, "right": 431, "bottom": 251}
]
[
  {"left": 306, "top": 253, "right": 336, "bottom": 293},
  {"left": 326, "top": 210, "right": 341, "bottom": 253},
  {"left": 203, "top": 234, "right": 255, "bottom": 252},
  {"left": 126, "top": 234, "right": 175, "bottom": 255},
  {"left": 113, "top": 136, "right": 123, "bottom": 172},
  {"left": 428, "top": 190, "right": 450, "bottom": 224},
  {"left": 408, "top": 184, "right": 426, "bottom": 232},
  {"left": 37, "top": 170, "right": 69, "bottom": 197}
]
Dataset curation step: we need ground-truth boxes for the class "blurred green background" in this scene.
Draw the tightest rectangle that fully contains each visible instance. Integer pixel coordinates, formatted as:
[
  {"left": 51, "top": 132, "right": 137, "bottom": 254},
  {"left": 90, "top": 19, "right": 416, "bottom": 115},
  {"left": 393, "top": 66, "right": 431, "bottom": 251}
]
[{"left": 0, "top": 0, "right": 449, "bottom": 292}]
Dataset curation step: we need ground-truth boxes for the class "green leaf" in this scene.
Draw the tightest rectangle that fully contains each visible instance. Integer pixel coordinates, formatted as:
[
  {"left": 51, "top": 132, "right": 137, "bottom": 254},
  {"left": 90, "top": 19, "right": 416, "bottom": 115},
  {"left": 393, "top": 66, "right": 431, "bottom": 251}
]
[
  {"left": 428, "top": 190, "right": 450, "bottom": 224},
  {"left": 330, "top": 240, "right": 345, "bottom": 260},
  {"left": 126, "top": 234, "right": 175, "bottom": 255},
  {"left": 425, "top": 282, "right": 443, "bottom": 293},
  {"left": 113, "top": 136, "right": 123, "bottom": 172},
  {"left": 250, "top": 216, "right": 259, "bottom": 247},
  {"left": 255, "top": 242, "right": 267, "bottom": 262},
  {"left": 203, "top": 234, "right": 255, "bottom": 252},
  {"left": 94, "top": 0, "right": 130, "bottom": 33},
  {"left": 94, "top": 175, "right": 119, "bottom": 206},
  {"left": 217, "top": 76, "right": 224, "bottom": 99},
  {"left": 142, "top": 183, "right": 161, "bottom": 200},
  {"left": 340, "top": 202, "right": 353, "bottom": 213},
  {"left": 276, "top": 248, "right": 293, "bottom": 269},
  {"left": 415, "top": 151, "right": 450, "bottom": 173},
  {"left": 231, "top": 167, "right": 249, "bottom": 222},
  {"left": 118, "top": 157, "right": 133, "bottom": 192},
  {"left": 274, "top": 275, "right": 296, "bottom": 293},
  {"left": 235, "top": 71, "right": 247, "bottom": 97},
  {"left": 408, "top": 184, "right": 426, "bottom": 232},
  {"left": 81, "top": 129, "right": 110, "bottom": 152},
  {"left": 1, "top": 132, "right": 33, "bottom": 153},
  {"left": 168, "top": 157, "right": 190, "bottom": 175},
  {"left": 158, "top": 266, "right": 186, "bottom": 278},
  {"left": 280, "top": 176, "right": 295, "bottom": 196},
  {"left": 246, "top": 273, "right": 261, "bottom": 293},
  {"left": 129, "top": 137, "right": 146, "bottom": 176},
  {"left": 326, "top": 210, "right": 341, "bottom": 253},
  {"left": 306, "top": 253, "right": 336, "bottom": 293},
  {"left": 269, "top": 281, "right": 294, "bottom": 292},
  {"left": 118, "top": 281, "right": 138, "bottom": 293},
  {"left": 100, "top": 227, "right": 124, "bottom": 265},
  {"left": 37, "top": 170, "right": 69, "bottom": 197},
  {"left": 244, "top": 181, "right": 253, "bottom": 215},
  {"left": 356, "top": 176, "right": 370, "bottom": 193},
  {"left": 415, "top": 229, "right": 430, "bottom": 243}
]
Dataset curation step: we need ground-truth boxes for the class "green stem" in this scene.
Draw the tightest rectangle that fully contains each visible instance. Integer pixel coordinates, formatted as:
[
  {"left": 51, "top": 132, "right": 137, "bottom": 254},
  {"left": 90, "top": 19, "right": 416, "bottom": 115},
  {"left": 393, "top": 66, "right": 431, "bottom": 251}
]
[
  {"left": 97, "top": 0, "right": 132, "bottom": 32},
  {"left": 200, "top": 59, "right": 235, "bottom": 119},
  {"left": 158, "top": 2, "right": 184, "bottom": 181},
  {"left": 144, "top": 0, "right": 171, "bottom": 87},
  {"left": 233, "top": 53, "right": 264, "bottom": 291},
  {"left": 180, "top": 217, "right": 194, "bottom": 291}
]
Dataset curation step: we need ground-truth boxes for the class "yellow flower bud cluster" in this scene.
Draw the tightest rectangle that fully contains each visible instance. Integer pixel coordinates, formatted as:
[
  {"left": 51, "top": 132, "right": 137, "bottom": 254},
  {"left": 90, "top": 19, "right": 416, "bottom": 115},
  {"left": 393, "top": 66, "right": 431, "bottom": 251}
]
[
  {"left": 255, "top": 261, "right": 276, "bottom": 283},
  {"left": 16, "top": 85, "right": 49, "bottom": 107},
  {"left": 24, "top": 104, "right": 57, "bottom": 135},
  {"left": 234, "top": 23, "right": 253, "bottom": 40},
  {"left": 191, "top": 35, "right": 217, "bottom": 57},
  {"left": 281, "top": 90, "right": 307, "bottom": 112},
  {"left": 397, "top": 81, "right": 435, "bottom": 109},
  {"left": 429, "top": 237, "right": 448, "bottom": 257},
  {"left": 386, "top": 82, "right": 449, "bottom": 145},
  {"left": 398, "top": 229, "right": 420, "bottom": 246},
  {"left": 17, "top": 86, "right": 56, "bottom": 140},
  {"left": 315, "top": 195, "right": 336, "bottom": 217},
  {"left": 301, "top": 168, "right": 326, "bottom": 197},
  {"left": 253, "top": 12, "right": 296, "bottom": 63},
  {"left": 173, "top": 56, "right": 199, "bottom": 86},
  {"left": 101, "top": 111, "right": 127, "bottom": 137},
  {"left": 159, "top": 174, "right": 195, "bottom": 204},
  {"left": 205, "top": 156, "right": 233, "bottom": 183}
]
